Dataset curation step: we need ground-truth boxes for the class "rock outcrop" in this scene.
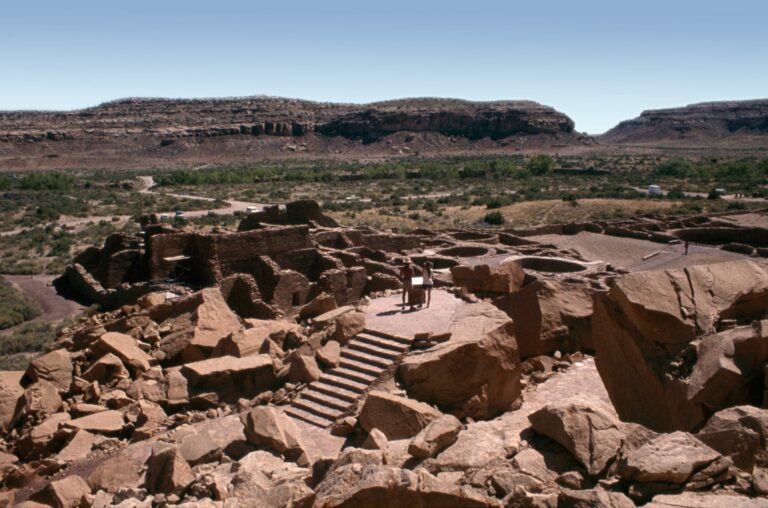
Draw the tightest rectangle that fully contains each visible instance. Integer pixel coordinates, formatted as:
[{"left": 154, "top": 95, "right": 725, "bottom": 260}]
[
  {"left": 602, "top": 99, "right": 768, "bottom": 145},
  {"left": 591, "top": 260, "right": 768, "bottom": 432},
  {"left": 398, "top": 302, "right": 521, "bottom": 419}
]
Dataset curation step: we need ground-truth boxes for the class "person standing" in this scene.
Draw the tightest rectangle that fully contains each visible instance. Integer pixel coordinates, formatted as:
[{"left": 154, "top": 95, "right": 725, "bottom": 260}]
[
  {"left": 684, "top": 241, "right": 690, "bottom": 255},
  {"left": 399, "top": 259, "right": 414, "bottom": 308},
  {"left": 421, "top": 261, "right": 434, "bottom": 308}
]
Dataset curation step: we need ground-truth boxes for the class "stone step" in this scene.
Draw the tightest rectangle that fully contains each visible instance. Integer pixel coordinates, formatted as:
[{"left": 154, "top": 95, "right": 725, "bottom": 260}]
[
  {"left": 347, "top": 340, "right": 403, "bottom": 360},
  {"left": 291, "top": 397, "right": 343, "bottom": 421},
  {"left": 321, "top": 373, "right": 370, "bottom": 393},
  {"left": 362, "top": 329, "right": 412, "bottom": 345},
  {"left": 284, "top": 407, "right": 334, "bottom": 428},
  {"left": 310, "top": 381, "right": 360, "bottom": 403},
  {"left": 338, "top": 357, "right": 386, "bottom": 378},
  {"left": 300, "top": 389, "right": 351, "bottom": 412},
  {"left": 330, "top": 366, "right": 378, "bottom": 385},
  {"left": 340, "top": 348, "right": 391, "bottom": 369},
  {"left": 354, "top": 333, "right": 409, "bottom": 353}
]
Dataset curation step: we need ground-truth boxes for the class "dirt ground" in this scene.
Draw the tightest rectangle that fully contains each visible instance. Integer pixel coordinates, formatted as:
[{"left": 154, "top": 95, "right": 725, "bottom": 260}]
[{"left": 0, "top": 275, "right": 83, "bottom": 335}]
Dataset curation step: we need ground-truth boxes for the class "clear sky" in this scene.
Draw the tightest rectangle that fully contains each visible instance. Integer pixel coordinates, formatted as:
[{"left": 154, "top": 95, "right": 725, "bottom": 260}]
[{"left": 1, "top": 0, "right": 766, "bottom": 134}]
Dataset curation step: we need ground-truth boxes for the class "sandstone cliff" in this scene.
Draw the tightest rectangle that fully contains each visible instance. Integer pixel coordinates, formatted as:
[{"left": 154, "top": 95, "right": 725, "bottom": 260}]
[
  {"left": 601, "top": 99, "right": 768, "bottom": 145},
  {"left": 0, "top": 96, "right": 575, "bottom": 143}
]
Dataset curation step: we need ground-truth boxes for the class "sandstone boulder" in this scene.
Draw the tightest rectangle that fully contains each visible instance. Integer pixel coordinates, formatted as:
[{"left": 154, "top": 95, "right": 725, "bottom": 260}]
[
  {"left": 16, "top": 412, "right": 71, "bottom": 460},
  {"left": 242, "top": 318, "right": 303, "bottom": 349},
  {"left": 288, "top": 354, "right": 322, "bottom": 384},
  {"left": 450, "top": 260, "right": 524, "bottom": 294},
  {"left": 55, "top": 430, "right": 97, "bottom": 462},
  {"left": 620, "top": 432, "right": 730, "bottom": 485},
  {"left": 86, "top": 453, "right": 141, "bottom": 493},
  {"left": 528, "top": 397, "right": 622, "bottom": 476},
  {"left": 299, "top": 292, "right": 337, "bottom": 319},
  {"left": 408, "top": 414, "right": 462, "bottom": 459},
  {"left": 592, "top": 261, "right": 768, "bottom": 432},
  {"left": 42, "top": 474, "right": 91, "bottom": 508},
  {"left": 362, "top": 428, "right": 389, "bottom": 452},
  {"left": 358, "top": 391, "right": 441, "bottom": 440},
  {"left": 81, "top": 353, "right": 129, "bottom": 384},
  {"left": 696, "top": 405, "right": 768, "bottom": 472},
  {"left": 63, "top": 410, "right": 124, "bottom": 435},
  {"left": 398, "top": 302, "right": 521, "bottom": 419},
  {"left": 23, "top": 350, "right": 73, "bottom": 393},
  {"left": 181, "top": 355, "right": 276, "bottom": 399},
  {"left": 0, "top": 371, "right": 24, "bottom": 432},
  {"left": 150, "top": 288, "right": 242, "bottom": 360},
  {"left": 95, "top": 332, "right": 151, "bottom": 374},
  {"left": 501, "top": 279, "right": 594, "bottom": 358},
  {"left": 314, "top": 464, "right": 499, "bottom": 507},
  {"left": 316, "top": 341, "right": 341, "bottom": 368},
  {"left": 241, "top": 406, "right": 308, "bottom": 464},
  {"left": 334, "top": 310, "right": 366, "bottom": 344},
  {"left": 12, "top": 380, "right": 62, "bottom": 428},
  {"left": 145, "top": 445, "right": 195, "bottom": 496}
]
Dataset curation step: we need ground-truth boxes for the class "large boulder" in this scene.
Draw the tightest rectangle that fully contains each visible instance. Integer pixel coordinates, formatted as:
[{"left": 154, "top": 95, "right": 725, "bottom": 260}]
[
  {"left": 181, "top": 354, "right": 277, "bottom": 401},
  {"left": 450, "top": 260, "right": 524, "bottom": 294},
  {"left": 592, "top": 261, "right": 768, "bottom": 432},
  {"left": 149, "top": 287, "right": 242, "bottom": 360},
  {"left": 619, "top": 431, "right": 731, "bottom": 486},
  {"left": 94, "top": 332, "right": 151, "bottom": 374},
  {"left": 214, "top": 319, "right": 301, "bottom": 357},
  {"left": 528, "top": 397, "right": 622, "bottom": 476},
  {"left": 63, "top": 410, "right": 124, "bottom": 435},
  {"left": 408, "top": 414, "right": 462, "bottom": 459},
  {"left": 145, "top": 444, "right": 195, "bottom": 496},
  {"left": 241, "top": 406, "right": 308, "bottom": 464},
  {"left": 40, "top": 474, "right": 91, "bottom": 508},
  {"left": 23, "top": 350, "right": 73, "bottom": 393},
  {"left": 0, "top": 371, "right": 24, "bottom": 433},
  {"left": 696, "top": 405, "right": 768, "bottom": 472},
  {"left": 359, "top": 391, "right": 442, "bottom": 440},
  {"left": 315, "top": 464, "right": 500, "bottom": 507},
  {"left": 398, "top": 301, "right": 521, "bottom": 419},
  {"left": 500, "top": 279, "right": 595, "bottom": 358},
  {"left": 12, "top": 380, "right": 62, "bottom": 428}
]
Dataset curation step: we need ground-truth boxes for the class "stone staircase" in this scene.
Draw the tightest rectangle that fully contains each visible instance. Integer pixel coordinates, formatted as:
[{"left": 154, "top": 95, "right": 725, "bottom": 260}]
[{"left": 285, "top": 328, "right": 412, "bottom": 428}]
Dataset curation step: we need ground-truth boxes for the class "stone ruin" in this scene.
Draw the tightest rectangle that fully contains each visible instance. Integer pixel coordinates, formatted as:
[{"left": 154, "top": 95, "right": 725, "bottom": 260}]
[{"left": 3, "top": 200, "right": 768, "bottom": 507}]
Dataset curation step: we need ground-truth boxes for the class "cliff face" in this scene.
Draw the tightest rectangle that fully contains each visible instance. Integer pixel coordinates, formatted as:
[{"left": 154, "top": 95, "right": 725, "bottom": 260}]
[
  {"left": 0, "top": 96, "right": 575, "bottom": 143},
  {"left": 315, "top": 99, "right": 575, "bottom": 142},
  {"left": 601, "top": 99, "right": 768, "bottom": 144}
]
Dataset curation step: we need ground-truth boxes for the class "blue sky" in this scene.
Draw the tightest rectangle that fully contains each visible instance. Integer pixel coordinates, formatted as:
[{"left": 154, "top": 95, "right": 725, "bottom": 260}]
[{"left": 1, "top": 1, "right": 766, "bottom": 133}]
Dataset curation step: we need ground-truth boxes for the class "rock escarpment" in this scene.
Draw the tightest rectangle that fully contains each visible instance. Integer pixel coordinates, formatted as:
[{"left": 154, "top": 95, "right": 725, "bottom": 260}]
[
  {"left": 602, "top": 99, "right": 768, "bottom": 144},
  {"left": 0, "top": 96, "right": 576, "bottom": 144}
]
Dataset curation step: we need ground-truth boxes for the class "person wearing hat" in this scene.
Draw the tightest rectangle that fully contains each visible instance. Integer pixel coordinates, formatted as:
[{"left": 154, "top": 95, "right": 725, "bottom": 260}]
[
  {"left": 399, "top": 259, "right": 414, "bottom": 308},
  {"left": 421, "top": 261, "right": 434, "bottom": 308}
]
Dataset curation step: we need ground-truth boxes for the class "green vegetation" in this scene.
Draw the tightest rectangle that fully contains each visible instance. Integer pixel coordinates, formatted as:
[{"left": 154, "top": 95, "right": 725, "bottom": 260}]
[
  {"left": 526, "top": 154, "right": 554, "bottom": 175},
  {"left": 0, "top": 321, "right": 59, "bottom": 370},
  {"left": 0, "top": 276, "right": 41, "bottom": 329},
  {"left": 483, "top": 211, "right": 506, "bottom": 225}
]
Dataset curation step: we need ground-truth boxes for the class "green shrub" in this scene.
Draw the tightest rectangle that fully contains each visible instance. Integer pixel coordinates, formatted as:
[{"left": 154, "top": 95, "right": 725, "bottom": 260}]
[
  {"left": 483, "top": 211, "right": 506, "bottom": 225},
  {"left": 526, "top": 155, "right": 554, "bottom": 176}
]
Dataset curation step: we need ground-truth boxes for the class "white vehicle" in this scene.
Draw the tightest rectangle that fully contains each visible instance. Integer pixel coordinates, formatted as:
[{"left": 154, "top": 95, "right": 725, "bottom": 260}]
[
  {"left": 175, "top": 210, "right": 185, "bottom": 219},
  {"left": 648, "top": 184, "right": 663, "bottom": 197},
  {"left": 159, "top": 213, "right": 171, "bottom": 223},
  {"left": 245, "top": 206, "right": 259, "bottom": 215},
  {"left": 714, "top": 188, "right": 727, "bottom": 196}
]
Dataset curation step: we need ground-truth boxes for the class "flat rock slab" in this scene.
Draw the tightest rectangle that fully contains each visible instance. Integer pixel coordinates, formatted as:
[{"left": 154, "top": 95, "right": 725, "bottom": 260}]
[
  {"left": 365, "top": 289, "right": 467, "bottom": 339},
  {"left": 182, "top": 355, "right": 273, "bottom": 386},
  {"left": 64, "top": 410, "right": 124, "bottom": 435}
]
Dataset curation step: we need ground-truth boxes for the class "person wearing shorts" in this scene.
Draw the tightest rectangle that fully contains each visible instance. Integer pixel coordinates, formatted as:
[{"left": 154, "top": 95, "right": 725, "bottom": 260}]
[{"left": 421, "top": 261, "right": 433, "bottom": 308}]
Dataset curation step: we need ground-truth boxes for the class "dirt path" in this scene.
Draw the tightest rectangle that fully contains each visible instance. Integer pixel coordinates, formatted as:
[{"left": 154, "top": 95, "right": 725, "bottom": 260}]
[
  {"left": 137, "top": 176, "right": 269, "bottom": 218},
  {"left": 0, "top": 275, "right": 83, "bottom": 335}
]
